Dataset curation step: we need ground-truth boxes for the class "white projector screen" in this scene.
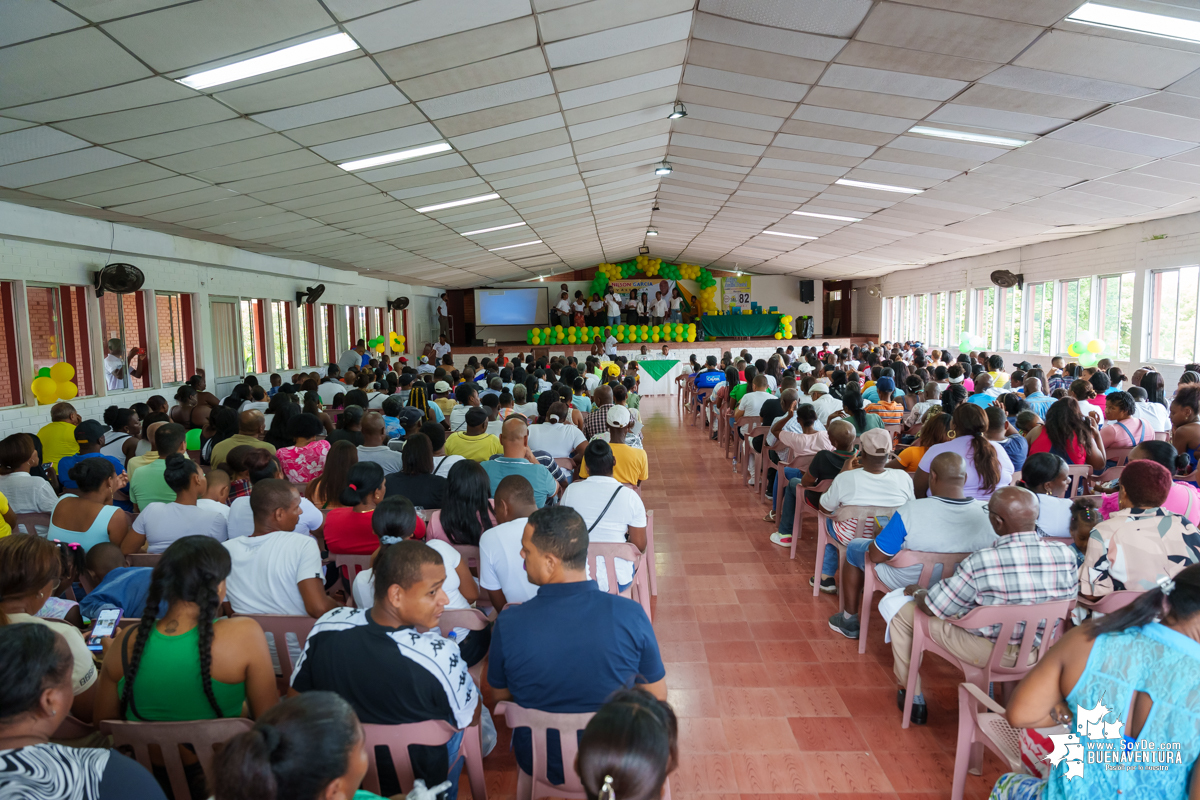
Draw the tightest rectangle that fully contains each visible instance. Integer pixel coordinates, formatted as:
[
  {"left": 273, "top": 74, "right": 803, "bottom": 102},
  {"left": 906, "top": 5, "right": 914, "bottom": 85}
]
[{"left": 475, "top": 288, "right": 547, "bottom": 326}]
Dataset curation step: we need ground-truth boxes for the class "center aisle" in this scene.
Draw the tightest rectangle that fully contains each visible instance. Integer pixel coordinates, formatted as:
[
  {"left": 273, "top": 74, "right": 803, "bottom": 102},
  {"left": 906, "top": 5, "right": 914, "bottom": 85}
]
[{"left": 637, "top": 395, "right": 1006, "bottom": 800}]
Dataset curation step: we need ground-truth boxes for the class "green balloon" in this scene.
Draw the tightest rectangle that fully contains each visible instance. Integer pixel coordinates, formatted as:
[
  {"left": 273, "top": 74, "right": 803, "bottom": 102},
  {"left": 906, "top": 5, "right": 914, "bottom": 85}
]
[{"left": 36, "top": 367, "right": 50, "bottom": 378}]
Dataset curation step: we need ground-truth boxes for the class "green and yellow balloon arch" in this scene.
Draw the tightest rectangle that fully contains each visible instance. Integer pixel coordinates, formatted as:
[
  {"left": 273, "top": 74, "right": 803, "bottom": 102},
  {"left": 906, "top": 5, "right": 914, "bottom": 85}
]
[{"left": 526, "top": 256, "right": 795, "bottom": 345}]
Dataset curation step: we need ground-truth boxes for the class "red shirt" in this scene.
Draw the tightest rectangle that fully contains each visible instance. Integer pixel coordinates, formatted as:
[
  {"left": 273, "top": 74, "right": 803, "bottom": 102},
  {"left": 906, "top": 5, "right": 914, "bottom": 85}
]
[{"left": 324, "top": 507, "right": 426, "bottom": 555}]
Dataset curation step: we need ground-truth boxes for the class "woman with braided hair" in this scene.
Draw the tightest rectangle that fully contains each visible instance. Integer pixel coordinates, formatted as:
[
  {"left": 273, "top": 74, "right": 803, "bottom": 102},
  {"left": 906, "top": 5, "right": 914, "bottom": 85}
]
[{"left": 93, "top": 536, "right": 277, "bottom": 727}]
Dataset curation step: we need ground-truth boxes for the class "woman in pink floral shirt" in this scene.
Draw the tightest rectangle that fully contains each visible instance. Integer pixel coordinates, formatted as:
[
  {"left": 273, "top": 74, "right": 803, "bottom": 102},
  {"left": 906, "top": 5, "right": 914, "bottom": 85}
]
[{"left": 276, "top": 413, "right": 330, "bottom": 484}]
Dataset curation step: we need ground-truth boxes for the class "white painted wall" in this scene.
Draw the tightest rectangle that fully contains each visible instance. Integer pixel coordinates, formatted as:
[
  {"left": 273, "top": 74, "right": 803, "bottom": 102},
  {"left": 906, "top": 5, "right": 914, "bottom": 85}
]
[
  {"left": 857, "top": 210, "right": 1200, "bottom": 388},
  {"left": 0, "top": 200, "right": 441, "bottom": 436}
]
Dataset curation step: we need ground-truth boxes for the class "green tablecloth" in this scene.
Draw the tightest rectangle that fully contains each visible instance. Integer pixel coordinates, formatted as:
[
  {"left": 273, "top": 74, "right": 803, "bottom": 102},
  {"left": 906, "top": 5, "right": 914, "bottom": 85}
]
[
  {"left": 635, "top": 359, "right": 679, "bottom": 381},
  {"left": 701, "top": 313, "right": 782, "bottom": 338}
]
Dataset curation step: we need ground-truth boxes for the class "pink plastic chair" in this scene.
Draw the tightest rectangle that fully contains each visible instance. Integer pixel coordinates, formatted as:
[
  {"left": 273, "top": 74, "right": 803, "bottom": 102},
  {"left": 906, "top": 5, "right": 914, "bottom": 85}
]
[
  {"left": 240, "top": 614, "right": 316, "bottom": 679},
  {"left": 1065, "top": 464, "right": 1092, "bottom": 496},
  {"left": 859, "top": 549, "right": 971, "bottom": 654},
  {"left": 586, "top": 541, "right": 652, "bottom": 620},
  {"left": 494, "top": 703, "right": 673, "bottom": 800},
  {"left": 1078, "top": 590, "right": 1142, "bottom": 615},
  {"left": 952, "top": 682, "right": 1037, "bottom": 800},
  {"left": 425, "top": 503, "right": 495, "bottom": 545},
  {"left": 790, "top": 478, "right": 832, "bottom": 560},
  {"left": 103, "top": 718, "right": 253, "bottom": 800},
  {"left": 13, "top": 512, "right": 50, "bottom": 536},
  {"left": 902, "top": 597, "right": 1075, "bottom": 728},
  {"left": 772, "top": 447, "right": 815, "bottom": 513},
  {"left": 361, "top": 720, "right": 474, "bottom": 797},
  {"left": 735, "top": 419, "right": 764, "bottom": 479},
  {"left": 333, "top": 553, "right": 373, "bottom": 605},
  {"left": 1104, "top": 446, "right": 1133, "bottom": 467},
  {"left": 813, "top": 504, "right": 901, "bottom": 601},
  {"left": 1156, "top": 430, "right": 1170, "bottom": 441}
]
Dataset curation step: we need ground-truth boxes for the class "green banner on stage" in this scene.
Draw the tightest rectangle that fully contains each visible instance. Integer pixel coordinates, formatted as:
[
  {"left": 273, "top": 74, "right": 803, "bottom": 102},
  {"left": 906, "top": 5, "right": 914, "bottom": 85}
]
[
  {"left": 701, "top": 313, "right": 783, "bottom": 339},
  {"left": 635, "top": 359, "right": 679, "bottom": 381}
]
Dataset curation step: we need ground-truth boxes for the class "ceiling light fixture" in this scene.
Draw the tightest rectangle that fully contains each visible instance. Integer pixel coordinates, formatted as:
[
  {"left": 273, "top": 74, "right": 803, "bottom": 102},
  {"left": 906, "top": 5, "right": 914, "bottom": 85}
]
[
  {"left": 835, "top": 178, "right": 923, "bottom": 194},
  {"left": 1067, "top": 2, "right": 1200, "bottom": 43},
  {"left": 655, "top": 161, "right": 673, "bottom": 176},
  {"left": 339, "top": 142, "right": 452, "bottom": 171},
  {"left": 792, "top": 211, "right": 862, "bottom": 222},
  {"left": 460, "top": 221, "right": 527, "bottom": 236},
  {"left": 909, "top": 125, "right": 1030, "bottom": 147},
  {"left": 416, "top": 193, "right": 500, "bottom": 213},
  {"left": 762, "top": 230, "right": 818, "bottom": 239},
  {"left": 177, "top": 32, "right": 359, "bottom": 90},
  {"left": 668, "top": 101, "right": 687, "bottom": 120},
  {"left": 489, "top": 240, "right": 542, "bottom": 252},
  {"left": 646, "top": 229, "right": 658, "bottom": 236},
  {"left": 538, "top": 275, "right": 544, "bottom": 281}
]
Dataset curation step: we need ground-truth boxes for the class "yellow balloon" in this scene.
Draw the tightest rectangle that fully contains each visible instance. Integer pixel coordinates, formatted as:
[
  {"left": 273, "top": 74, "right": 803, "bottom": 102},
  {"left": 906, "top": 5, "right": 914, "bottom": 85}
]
[
  {"left": 687, "top": 333, "right": 696, "bottom": 341},
  {"left": 1087, "top": 339, "right": 1106, "bottom": 354},
  {"left": 651, "top": 334, "right": 659, "bottom": 342},
  {"left": 49, "top": 362, "right": 75, "bottom": 383},
  {"left": 55, "top": 381, "right": 78, "bottom": 400},
  {"left": 32, "top": 376, "right": 55, "bottom": 398},
  {"left": 774, "top": 332, "right": 783, "bottom": 340}
]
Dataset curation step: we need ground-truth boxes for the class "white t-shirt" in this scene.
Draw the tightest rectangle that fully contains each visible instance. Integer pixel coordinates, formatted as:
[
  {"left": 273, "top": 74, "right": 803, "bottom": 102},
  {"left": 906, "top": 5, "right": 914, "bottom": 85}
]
[
  {"left": 226, "top": 495, "right": 324, "bottom": 540},
  {"left": 1133, "top": 401, "right": 1170, "bottom": 432},
  {"left": 104, "top": 354, "right": 126, "bottom": 390},
  {"left": 223, "top": 531, "right": 324, "bottom": 616},
  {"left": 737, "top": 390, "right": 774, "bottom": 433},
  {"left": 448, "top": 405, "right": 470, "bottom": 432},
  {"left": 478, "top": 517, "right": 539, "bottom": 605},
  {"left": 605, "top": 336, "right": 618, "bottom": 356},
  {"left": 317, "top": 381, "right": 345, "bottom": 405},
  {"left": 555, "top": 298, "right": 571, "bottom": 314},
  {"left": 819, "top": 468, "right": 916, "bottom": 541},
  {"left": 133, "top": 502, "right": 228, "bottom": 553},
  {"left": 527, "top": 423, "right": 586, "bottom": 458},
  {"left": 239, "top": 401, "right": 270, "bottom": 414},
  {"left": 357, "top": 445, "right": 405, "bottom": 475},
  {"left": 670, "top": 296, "right": 682, "bottom": 310},
  {"left": 198, "top": 498, "right": 230, "bottom": 518},
  {"left": 433, "top": 342, "right": 452, "bottom": 359},
  {"left": 432, "top": 453, "right": 466, "bottom": 479},
  {"left": 589, "top": 300, "right": 604, "bottom": 312},
  {"left": 437, "top": 300, "right": 448, "bottom": 316},
  {"left": 654, "top": 299, "right": 668, "bottom": 317},
  {"left": 583, "top": 372, "right": 601, "bottom": 392},
  {"left": 0, "top": 472, "right": 59, "bottom": 516},
  {"left": 513, "top": 402, "right": 539, "bottom": 419},
  {"left": 352, "top": 539, "right": 472, "bottom": 639},
  {"left": 561, "top": 476, "right": 646, "bottom": 591}
]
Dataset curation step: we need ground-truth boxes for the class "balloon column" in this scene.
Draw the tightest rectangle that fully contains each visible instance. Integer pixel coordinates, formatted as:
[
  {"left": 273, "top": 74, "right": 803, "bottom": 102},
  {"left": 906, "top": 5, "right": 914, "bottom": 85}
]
[
  {"left": 31, "top": 362, "right": 78, "bottom": 404},
  {"left": 1065, "top": 333, "right": 1110, "bottom": 368},
  {"left": 388, "top": 331, "right": 405, "bottom": 353},
  {"left": 528, "top": 322, "right": 697, "bottom": 346},
  {"left": 775, "top": 315, "right": 793, "bottom": 340}
]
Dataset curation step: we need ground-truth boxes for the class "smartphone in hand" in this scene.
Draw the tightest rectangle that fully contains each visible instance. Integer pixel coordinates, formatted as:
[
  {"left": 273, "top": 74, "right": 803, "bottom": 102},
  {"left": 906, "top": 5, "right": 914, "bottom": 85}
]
[{"left": 87, "top": 608, "right": 123, "bottom": 652}]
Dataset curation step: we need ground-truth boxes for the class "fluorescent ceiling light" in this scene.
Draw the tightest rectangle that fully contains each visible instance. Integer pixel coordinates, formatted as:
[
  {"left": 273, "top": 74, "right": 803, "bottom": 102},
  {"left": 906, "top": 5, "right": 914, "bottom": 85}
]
[
  {"left": 646, "top": 229, "right": 658, "bottom": 236},
  {"left": 177, "top": 33, "right": 359, "bottom": 90},
  {"left": 762, "top": 230, "right": 818, "bottom": 239},
  {"left": 792, "top": 211, "right": 862, "bottom": 222},
  {"left": 461, "top": 221, "right": 527, "bottom": 236},
  {"left": 416, "top": 193, "right": 500, "bottom": 213},
  {"left": 489, "top": 240, "right": 542, "bottom": 252},
  {"left": 909, "top": 125, "right": 1030, "bottom": 147},
  {"left": 1068, "top": 2, "right": 1200, "bottom": 43},
  {"left": 655, "top": 161, "right": 673, "bottom": 176},
  {"left": 339, "top": 142, "right": 451, "bottom": 171},
  {"left": 835, "top": 178, "right": 923, "bottom": 194}
]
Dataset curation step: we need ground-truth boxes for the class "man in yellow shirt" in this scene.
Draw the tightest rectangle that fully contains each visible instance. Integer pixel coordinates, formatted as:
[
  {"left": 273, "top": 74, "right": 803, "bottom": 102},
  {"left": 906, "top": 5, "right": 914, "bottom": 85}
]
[
  {"left": 36, "top": 402, "right": 82, "bottom": 470},
  {"left": 444, "top": 407, "right": 502, "bottom": 462},
  {"left": 580, "top": 406, "right": 649, "bottom": 486},
  {"left": 0, "top": 491, "right": 13, "bottom": 537}
]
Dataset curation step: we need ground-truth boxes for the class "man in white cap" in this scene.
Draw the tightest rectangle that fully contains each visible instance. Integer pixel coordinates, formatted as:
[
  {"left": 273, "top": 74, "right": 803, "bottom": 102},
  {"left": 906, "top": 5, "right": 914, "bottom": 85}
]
[
  {"left": 417, "top": 355, "right": 435, "bottom": 375},
  {"left": 806, "top": 427, "right": 914, "bottom": 593},
  {"left": 579, "top": 405, "right": 647, "bottom": 485},
  {"left": 808, "top": 381, "right": 842, "bottom": 426}
]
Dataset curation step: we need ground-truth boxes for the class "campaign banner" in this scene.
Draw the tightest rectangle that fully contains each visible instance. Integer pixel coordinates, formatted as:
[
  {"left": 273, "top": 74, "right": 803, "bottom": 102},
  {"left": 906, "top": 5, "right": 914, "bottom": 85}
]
[
  {"left": 608, "top": 278, "right": 675, "bottom": 302},
  {"left": 722, "top": 275, "right": 752, "bottom": 310}
]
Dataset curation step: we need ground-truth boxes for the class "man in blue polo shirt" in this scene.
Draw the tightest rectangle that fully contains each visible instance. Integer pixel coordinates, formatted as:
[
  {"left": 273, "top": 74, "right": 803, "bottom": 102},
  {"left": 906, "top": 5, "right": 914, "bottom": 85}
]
[{"left": 489, "top": 505, "right": 665, "bottom": 783}]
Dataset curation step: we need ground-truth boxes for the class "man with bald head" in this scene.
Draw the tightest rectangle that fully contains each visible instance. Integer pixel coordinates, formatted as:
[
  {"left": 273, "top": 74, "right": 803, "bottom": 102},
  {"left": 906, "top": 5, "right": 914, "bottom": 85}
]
[
  {"left": 210, "top": 409, "right": 276, "bottom": 469},
  {"left": 1022, "top": 376, "right": 1053, "bottom": 418},
  {"left": 357, "top": 411, "right": 404, "bottom": 474},
  {"left": 828, "top": 452, "right": 996, "bottom": 639},
  {"left": 582, "top": 385, "right": 615, "bottom": 438},
  {"left": 481, "top": 417, "right": 557, "bottom": 507},
  {"left": 888, "top": 485, "right": 1078, "bottom": 724}
]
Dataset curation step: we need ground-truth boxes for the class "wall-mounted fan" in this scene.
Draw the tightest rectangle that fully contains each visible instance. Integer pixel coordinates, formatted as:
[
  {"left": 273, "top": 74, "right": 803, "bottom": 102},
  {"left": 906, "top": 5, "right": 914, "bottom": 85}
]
[
  {"left": 93, "top": 263, "right": 145, "bottom": 297},
  {"left": 990, "top": 269, "right": 1024, "bottom": 290},
  {"left": 295, "top": 284, "right": 326, "bottom": 305},
  {"left": 867, "top": 285, "right": 882, "bottom": 298},
  {"left": 387, "top": 296, "right": 410, "bottom": 311}
]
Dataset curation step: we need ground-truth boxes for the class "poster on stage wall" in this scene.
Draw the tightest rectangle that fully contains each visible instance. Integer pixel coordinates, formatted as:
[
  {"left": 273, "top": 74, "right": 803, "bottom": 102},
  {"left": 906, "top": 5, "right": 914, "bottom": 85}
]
[
  {"left": 722, "top": 275, "right": 752, "bottom": 310},
  {"left": 608, "top": 278, "right": 675, "bottom": 303}
]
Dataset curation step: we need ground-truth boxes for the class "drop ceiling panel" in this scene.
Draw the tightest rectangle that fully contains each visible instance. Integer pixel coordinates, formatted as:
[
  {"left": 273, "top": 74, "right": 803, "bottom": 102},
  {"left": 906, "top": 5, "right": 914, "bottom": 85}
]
[
  {"left": 686, "top": 40, "right": 826, "bottom": 84},
  {"left": 819, "top": 64, "right": 968, "bottom": 101},
  {"left": 545, "top": 11, "right": 693, "bottom": 68},
  {"left": 697, "top": 0, "right": 872, "bottom": 38},
  {"left": 0, "top": 29, "right": 152, "bottom": 108},
  {"left": 855, "top": 3, "right": 1041, "bottom": 62},
  {"left": 398, "top": 49, "right": 549, "bottom": 102},
  {"left": 0, "top": 147, "right": 137, "bottom": 187},
  {"left": 344, "top": 0, "right": 532, "bottom": 52},
  {"left": 1014, "top": 31, "right": 1200, "bottom": 89}
]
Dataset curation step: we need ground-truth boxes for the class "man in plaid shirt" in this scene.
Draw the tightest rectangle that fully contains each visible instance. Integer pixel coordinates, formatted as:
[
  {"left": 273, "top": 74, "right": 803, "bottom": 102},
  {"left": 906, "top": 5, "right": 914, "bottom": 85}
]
[
  {"left": 889, "top": 486, "right": 1077, "bottom": 724},
  {"left": 583, "top": 385, "right": 615, "bottom": 439}
]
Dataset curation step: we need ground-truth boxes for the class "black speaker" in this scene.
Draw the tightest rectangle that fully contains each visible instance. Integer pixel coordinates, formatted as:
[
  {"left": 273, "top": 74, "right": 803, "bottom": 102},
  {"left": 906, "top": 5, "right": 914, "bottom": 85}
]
[{"left": 799, "top": 279, "right": 814, "bottom": 303}]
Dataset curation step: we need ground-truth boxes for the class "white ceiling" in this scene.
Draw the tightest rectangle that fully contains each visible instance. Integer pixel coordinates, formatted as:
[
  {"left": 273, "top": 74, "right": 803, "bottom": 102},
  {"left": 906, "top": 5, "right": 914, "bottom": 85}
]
[{"left": 6, "top": 0, "right": 1200, "bottom": 285}]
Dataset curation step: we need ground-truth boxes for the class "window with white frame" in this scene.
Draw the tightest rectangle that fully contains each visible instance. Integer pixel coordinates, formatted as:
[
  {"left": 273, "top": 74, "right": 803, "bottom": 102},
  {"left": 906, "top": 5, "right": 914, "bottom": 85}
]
[
  {"left": 898, "top": 295, "right": 911, "bottom": 341},
  {"left": 950, "top": 290, "right": 968, "bottom": 346},
  {"left": 1150, "top": 267, "right": 1199, "bottom": 364},
  {"left": 269, "top": 300, "right": 293, "bottom": 372},
  {"left": 1026, "top": 282, "right": 1054, "bottom": 355},
  {"left": 913, "top": 294, "right": 928, "bottom": 343},
  {"left": 1096, "top": 272, "right": 1134, "bottom": 361},
  {"left": 931, "top": 292, "right": 947, "bottom": 347},
  {"left": 1059, "top": 277, "right": 1093, "bottom": 354},
  {"left": 973, "top": 287, "right": 996, "bottom": 349},
  {"left": 998, "top": 286, "right": 1022, "bottom": 353}
]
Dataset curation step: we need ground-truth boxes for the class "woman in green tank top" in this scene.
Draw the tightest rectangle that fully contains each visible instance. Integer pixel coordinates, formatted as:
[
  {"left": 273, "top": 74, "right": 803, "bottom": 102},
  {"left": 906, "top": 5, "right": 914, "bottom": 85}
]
[{"left": 93, "top": 536, "right": 278, "bottom": 723}]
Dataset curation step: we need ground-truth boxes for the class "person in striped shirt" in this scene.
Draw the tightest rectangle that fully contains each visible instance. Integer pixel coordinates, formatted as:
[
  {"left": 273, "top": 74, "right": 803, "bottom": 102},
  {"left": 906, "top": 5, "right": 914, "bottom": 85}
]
[{"left": 865, "top": 377, "right": 904, "bottom": 427}]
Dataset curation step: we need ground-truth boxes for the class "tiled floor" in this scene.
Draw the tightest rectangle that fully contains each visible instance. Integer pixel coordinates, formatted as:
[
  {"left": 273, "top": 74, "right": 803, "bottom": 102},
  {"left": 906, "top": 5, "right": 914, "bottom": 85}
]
[{"left": 474, "top": 395, "right": 1006, "bottom": 800}]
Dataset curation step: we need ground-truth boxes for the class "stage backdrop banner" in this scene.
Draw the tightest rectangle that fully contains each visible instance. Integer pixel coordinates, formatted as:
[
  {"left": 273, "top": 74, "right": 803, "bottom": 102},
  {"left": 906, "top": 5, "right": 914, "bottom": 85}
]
[
  {"left": 722, "top": 275, "right": 752, "bottom": 310},
  {"left": 609, "top": 278, "right": 675, "bottom": 301}
]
